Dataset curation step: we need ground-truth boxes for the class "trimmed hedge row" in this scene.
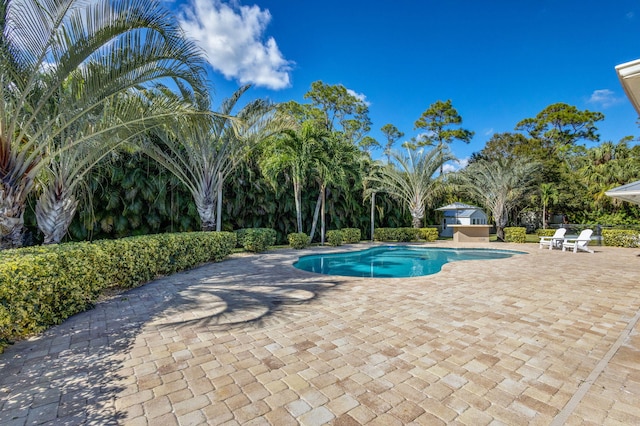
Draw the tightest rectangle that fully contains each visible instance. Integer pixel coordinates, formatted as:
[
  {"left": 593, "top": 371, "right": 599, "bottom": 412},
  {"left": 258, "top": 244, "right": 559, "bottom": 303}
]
[
  {"left": 504, "top": 227, "right": 526, "bottom": 243},
  {"left": 0, "top": 232, "right": 236, "bottom": 351},
  {"left": 235, "top": 228, "right": 277, "bottom": 252},
  {"left": 602, "top": 229, "right": 640, "bottom": 247},
  {"left": 374, "top": 227, "right": 419, "bottom": 242},
  {"left": 341, "top": 228, "right": 361, "bottom": 244},
  {"left": 374, "top": 227, "right": 439, "bottom": 242}
]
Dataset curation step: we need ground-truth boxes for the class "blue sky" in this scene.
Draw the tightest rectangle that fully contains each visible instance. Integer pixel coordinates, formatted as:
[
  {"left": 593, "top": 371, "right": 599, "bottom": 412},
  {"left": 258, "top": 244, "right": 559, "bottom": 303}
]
[{"left": 167, "top": 0, "right": 640, "bottom": 167}]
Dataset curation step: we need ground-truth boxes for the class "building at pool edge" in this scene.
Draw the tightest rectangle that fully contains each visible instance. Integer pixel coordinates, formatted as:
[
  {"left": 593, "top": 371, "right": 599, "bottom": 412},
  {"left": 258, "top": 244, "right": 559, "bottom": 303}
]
[{"left": 606, "top": 59, "right": 640, "bottom": 206}]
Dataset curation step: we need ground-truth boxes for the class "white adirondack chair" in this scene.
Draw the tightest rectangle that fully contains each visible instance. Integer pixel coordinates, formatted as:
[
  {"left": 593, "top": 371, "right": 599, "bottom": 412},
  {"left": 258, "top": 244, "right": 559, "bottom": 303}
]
[
  {"left": 539, "top": 228, "right": 566, "bottom": 250},
  {"left": 562, "top": 229, "right": 594, "bottom": 253}
]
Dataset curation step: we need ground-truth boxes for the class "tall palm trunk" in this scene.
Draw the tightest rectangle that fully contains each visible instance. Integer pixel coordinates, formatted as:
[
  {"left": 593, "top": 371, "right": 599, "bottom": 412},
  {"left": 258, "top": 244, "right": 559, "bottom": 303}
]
[
  {"left": 494, "top": 205, "right": 508, "bottom": 241},
  {"left": 35, "top": 179, "right": 79, "bottom": 244},
  {"left": 309, "top": 190, "right": 322, "bottom": 241},
  {"left": 320, "top": 185, "right": 326, "bottom": 245},
  {"left": 370, "top": 192, "right": 376, "bottom": 241},
  {"left": 196, "top": 183, "right": 217, "bottom": 232},
  {"left": 293, "top": 180, "right": 303, "bottom": 233},
  {"left": 409, "top": 194, "right": 425, "bottom": 228},
  {"left": 216, "top": 172, "right": 223, "bottom": 232}
]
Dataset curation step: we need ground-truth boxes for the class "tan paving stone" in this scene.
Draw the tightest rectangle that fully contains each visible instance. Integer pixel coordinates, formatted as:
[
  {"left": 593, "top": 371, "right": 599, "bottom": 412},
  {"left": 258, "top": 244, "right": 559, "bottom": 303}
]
[
  {"left": 3, "top": 243, "right": 640, "bottom": 424},
  {"left": 172, "top": 394, "right": 210, "bottom": 416},
  {"left": 297, "top": 406, "right": 335, "bottom": 425},
  {"left": 167, "top": 388, "right": 194, "bottom": 405}
]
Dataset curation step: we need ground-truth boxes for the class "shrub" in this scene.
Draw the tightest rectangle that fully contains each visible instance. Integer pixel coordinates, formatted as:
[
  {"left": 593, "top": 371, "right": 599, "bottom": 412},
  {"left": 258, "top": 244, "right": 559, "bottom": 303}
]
[
  {"left": 373, "top": 228, "right": 393, "bottom": 241},
  {"left": 396, "top": 228, "right": 420, "bottom": 242},
  {"left": 536, "top": 229, "right": 557, "bottom": 237},
  {"left": 341, "top": 228, "right": 361, "bottom": 244},
  {"left": 602, "top": 229, "right": 640, "bottom": 248},
  {"left": 235, "top": 228, "right": 277, "bottom": 252},
  {"left": 418, "top": 227, "right": 439, "bottom": 242},
  {"left": 288, "top": 232, "right": 310, "bottom": 249},
  {"left": 504, "top": 227, "right": 526, "bottom": 243},
  {"left": 326, "top": 230, "right": 343, "bottom": 246},
  {"left": 0, "top": 231, "right": 236, "bottom": 352},
  {"left": 373, "top": 227, "right": 420, "bottom": 242}
]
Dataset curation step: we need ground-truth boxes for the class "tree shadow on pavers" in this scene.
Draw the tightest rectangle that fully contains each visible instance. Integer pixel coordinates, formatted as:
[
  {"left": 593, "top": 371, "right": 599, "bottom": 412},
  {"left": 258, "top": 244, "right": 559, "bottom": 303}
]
[
  {"left": 0, "top": 294, "right": 154, "bottom": 425},
  {"left": 150, "top": 261, "right": 345, "bottom": 331}
]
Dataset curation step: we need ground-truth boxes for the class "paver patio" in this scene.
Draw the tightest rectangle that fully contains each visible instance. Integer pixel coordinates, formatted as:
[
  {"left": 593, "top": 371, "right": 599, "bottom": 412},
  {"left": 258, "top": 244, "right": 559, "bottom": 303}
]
[{"left": 1, "top": 241, "right": 639, "bottom": 425}]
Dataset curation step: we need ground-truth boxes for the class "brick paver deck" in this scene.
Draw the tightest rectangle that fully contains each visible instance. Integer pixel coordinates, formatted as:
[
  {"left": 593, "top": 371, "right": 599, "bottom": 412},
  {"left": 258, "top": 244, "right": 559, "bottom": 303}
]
[{"left": 1, "top": 242, "right": 639, "bottom": 425}]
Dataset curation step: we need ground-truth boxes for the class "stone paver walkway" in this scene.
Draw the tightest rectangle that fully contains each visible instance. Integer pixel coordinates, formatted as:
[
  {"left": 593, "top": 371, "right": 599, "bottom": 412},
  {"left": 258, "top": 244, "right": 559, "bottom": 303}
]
[{"left": 1, "top": 242, "right": 639, "bottom": 425}]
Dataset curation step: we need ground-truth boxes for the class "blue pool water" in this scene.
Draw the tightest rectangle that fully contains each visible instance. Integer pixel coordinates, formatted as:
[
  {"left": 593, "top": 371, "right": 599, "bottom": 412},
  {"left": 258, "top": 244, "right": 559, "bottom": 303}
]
[{"left": 293, "top": 246, "right": 525, "bottom": 278}]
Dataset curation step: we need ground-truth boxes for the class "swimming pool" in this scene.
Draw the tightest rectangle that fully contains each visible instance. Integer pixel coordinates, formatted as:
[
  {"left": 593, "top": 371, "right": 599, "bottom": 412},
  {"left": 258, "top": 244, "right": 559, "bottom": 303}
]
[{"left": 293, "top": 245, "right": 525, "bottom": 278}]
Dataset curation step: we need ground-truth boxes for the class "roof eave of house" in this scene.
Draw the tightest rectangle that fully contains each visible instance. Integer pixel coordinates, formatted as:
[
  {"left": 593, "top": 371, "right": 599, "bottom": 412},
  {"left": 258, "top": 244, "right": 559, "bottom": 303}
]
[{"left": 616, "top": 59, "right": 640, "bottom": 116}]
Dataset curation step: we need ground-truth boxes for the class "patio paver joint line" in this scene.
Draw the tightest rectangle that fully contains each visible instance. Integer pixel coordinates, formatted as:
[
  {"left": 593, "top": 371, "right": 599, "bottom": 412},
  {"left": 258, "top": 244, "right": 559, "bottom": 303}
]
[{"left": 550, "top": 306, "right": 640, "bottom": 426}]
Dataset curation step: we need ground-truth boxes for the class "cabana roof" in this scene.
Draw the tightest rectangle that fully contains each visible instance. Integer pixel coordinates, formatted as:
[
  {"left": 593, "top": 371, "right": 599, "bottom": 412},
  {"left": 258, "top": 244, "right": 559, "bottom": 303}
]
[
  {"left": 436, "top": 202, "right": 480, "bottom": 211},
  {"left": 605, "top": 180, "right": 640, "bottom": 206}
]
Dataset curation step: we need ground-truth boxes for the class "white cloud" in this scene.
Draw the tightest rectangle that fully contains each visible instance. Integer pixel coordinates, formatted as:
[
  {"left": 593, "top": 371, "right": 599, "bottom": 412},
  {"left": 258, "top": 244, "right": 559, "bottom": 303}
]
[
  {"left": 441, "top": 163, "right": 457, "bottom": 174},
  {"left": 587, "top": 89, "right": 623, "bottom": 109},
  {"left": 627, "top": 11, "right": 635, "bottom": 20},
  {"left": 346, "top": 89, "right": 370, "bottom": 106},
  {"left": 441, "top": 157, "right": 469, "bottom": 174},
  {"left": 484, "top": 128, "right": 494, "bottom": 137},
  {"left": 176, "top": 0, "right": 293, "bottom": 90}
]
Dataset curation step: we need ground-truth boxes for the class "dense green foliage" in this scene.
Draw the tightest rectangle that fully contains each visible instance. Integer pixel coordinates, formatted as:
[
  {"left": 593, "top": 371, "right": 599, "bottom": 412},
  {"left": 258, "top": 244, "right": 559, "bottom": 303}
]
[
  {"left": 602, "top": 229, "right": 640, "bottom": 247},
  {"left": 64, "top": 151, "right": 200, "bottom": 240},
  {"left": 341, "top": 228, "right": 362, "bottom": 243},
  {"left": 235, "top": 228, "right": 277, "bottom": 252},
  {"left": 0, "top": 232, "right": 236, "bottom": 351},
  {"left": 374, "top": 227, "right": 421, "bottom": 242},
  {"left": 504, "top": 227, "right": 527, "bottom": 243},
  {"left": 326, "top": 230, "right": 344, "bottom": 246},
  {"left": 288, "top": 233, "right": 311, "bottom": 249}
]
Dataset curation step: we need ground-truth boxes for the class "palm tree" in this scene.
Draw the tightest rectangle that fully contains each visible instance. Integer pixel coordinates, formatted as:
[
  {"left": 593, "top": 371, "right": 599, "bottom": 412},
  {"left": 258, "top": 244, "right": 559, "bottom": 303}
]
[
  {"left": 260, "top": 121, "right": 328, "bottom": 234},
  {"left": 539, "top": 183, "right": 558, "bottom": 229},
  {"left": 368, "top": 146, "right": 452, "bottom": 228},
  {"left": 309, "top": 134, "right": 360, "bottom": 244},
  {"left": 0, "top": 0, "right": 207, "bottom": 248},
  {"left": 35, "top": 93, "right": 190, "bottom": 244},
  {"left": 145, "top": 85, "right": 288, "bottom": 232},
  {"left": 455, "top": 158, "right": 540, "bottom": 241}
]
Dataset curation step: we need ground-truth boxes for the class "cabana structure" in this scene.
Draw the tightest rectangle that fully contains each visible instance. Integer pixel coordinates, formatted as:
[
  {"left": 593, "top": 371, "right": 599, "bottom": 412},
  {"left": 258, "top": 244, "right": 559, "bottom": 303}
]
[
  {"left": 607, "top": 60, "right": 640, "bottom": 206},
  {"left": 437, "top": 202, "right": 490, "bottom": 241}
]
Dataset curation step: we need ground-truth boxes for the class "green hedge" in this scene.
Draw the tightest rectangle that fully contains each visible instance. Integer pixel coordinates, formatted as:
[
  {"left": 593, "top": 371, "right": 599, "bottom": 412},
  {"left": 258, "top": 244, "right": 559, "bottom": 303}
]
[
  {"left": 0, "top": 231, "right": 236, "bottom": 352},
  {"left": 288, "top": 232, "right": 310, "bottom": 249},
  {"left": 341, "top": 228, "right": 361, "bottom": 244},
  {"left": 504, "top": 227, "right": 526, "bottom": 243},
  {"left": 418, "top": 227, "right": 439, "bottom": 242},
  {"left": 536, "top": 229, "right": 557, "bottom": 237},
  {"left": 602, "top": 229, "right": 640, "bottom": 248},
  {"left": 326, "top": 230, "right": 343, "bottom": 246},
  {"left": 374, "top": 227, "right": 420, "bottom": 242},
  {"left": 235, "top": 228, "right": 277, "bottom": 252}
]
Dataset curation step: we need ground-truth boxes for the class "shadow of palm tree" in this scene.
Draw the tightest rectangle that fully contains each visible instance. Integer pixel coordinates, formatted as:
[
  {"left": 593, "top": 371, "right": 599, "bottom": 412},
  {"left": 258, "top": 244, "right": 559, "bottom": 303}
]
[
  {"left": 0, "top": 249, "right": 348, "bottom": 423},
  {"left": 0, "top": 297, "right": 148, "bottom": 424},
  {"left": 149, "top": 256, "right": 345, "bottom": 330}
]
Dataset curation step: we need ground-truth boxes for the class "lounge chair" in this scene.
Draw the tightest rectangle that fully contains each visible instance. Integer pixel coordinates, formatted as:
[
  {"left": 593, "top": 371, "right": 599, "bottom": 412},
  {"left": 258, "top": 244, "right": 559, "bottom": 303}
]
[
  {"left": 562, "top": 229, "right": 594, "bottom": 253},
  {"left": 539, "top": 228, "right": 566, "bottom": 250}
]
